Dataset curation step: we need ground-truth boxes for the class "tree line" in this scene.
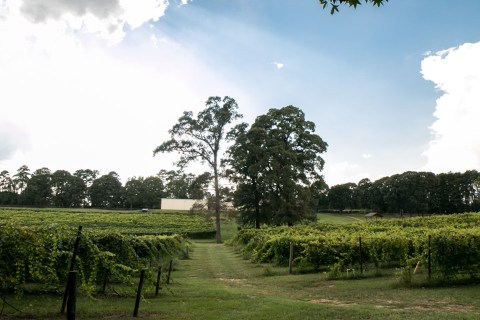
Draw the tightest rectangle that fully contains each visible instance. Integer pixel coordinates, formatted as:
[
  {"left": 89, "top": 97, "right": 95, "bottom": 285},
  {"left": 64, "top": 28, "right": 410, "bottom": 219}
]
[
  {"left": 2, "top": 95, "right": 479, "bottom": 237},
  {"left": 0, "top": 166, "right": 213, "bottom": 208},
  {"left": 326, "top": 170, "right": 480, "bottom": 214}
]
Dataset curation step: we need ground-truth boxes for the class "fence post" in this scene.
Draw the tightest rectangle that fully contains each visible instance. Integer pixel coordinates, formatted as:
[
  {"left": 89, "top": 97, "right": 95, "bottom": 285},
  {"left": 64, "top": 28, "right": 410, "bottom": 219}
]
[
  {"left": 289, "top": 241, "right": 294, "bottom": 274},
  {"left": 100, "top": 268, "right": 109, "bottom": 294},
  {"left": 155, "top": 267, "right": 162, "bottom": 296},
  {"left": 66, "top": 271, "right": 77, "bottom": 320},
  {"left": 428, "top": 235, "right": 432, "bottom": 281},
  {"left": 167, "top": 260, "right": 173, "bottom": 285},
  {"left": 133, "top": 269, "right": 146, "bottom": 317},
  {"left": 359, "top": 237, "right": 363, "bottom": 275},
  {"left": 61, "top": 226, "right": 82, "bottom": 314}
]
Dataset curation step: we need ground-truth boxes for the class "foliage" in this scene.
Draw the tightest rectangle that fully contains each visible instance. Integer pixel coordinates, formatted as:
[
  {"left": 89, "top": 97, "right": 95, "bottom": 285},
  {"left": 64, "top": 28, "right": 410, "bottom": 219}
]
[
  {"left": 230, "top": 213, "right": 480, "bottom": 280},
  {"left": 319, "top": 0, "right": 388, "bottom": 14},
  {"left": 327, "top": 170, "right": 480, "bottom": 214},
  {"left": 154, "top": 96, "right": 243, "bottom": 243},
  {"left": 90, "top": 172, "right": 123, "bottom": 208},
  {"left": 226, "top": 106, "right": 327, "bottom": 227},
  {"left": 158, "top": 169, "right": 211, "bottom": 200},
  {"left": 0, "top": 208, "right": 215, "bottom": 238},
  {"left": 0, "top": 224, "right": 187, "bottom": 294}
]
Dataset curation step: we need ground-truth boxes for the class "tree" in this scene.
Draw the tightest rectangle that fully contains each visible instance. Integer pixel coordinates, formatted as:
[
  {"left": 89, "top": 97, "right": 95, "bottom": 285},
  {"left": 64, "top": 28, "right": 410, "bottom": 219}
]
[
  {"left": 328, "top": 182, "right": 356, "bottom": 212},
  {"left": 23, "top": 167, "right": 52, "bottom": 206},
  {"left": 189, "top": 172, "right": 212, "bottom": 199},
  {"left": 13, "top": 165, "right": 30, "bottom": 194},
  {"left": 90, "top": 172, "right": 123, "bottom": 208},
  {"left": 124, "top": 177, "right": 145, "bottom": 209},
  {"left": 73, "top": 169, "right": 99, "bottom": 206},
  {"left": 159, "top": 170, "right": 192, "bottom": 199},
  {"left": 0, "top": 170, "right": 13, "bottom": 192},
  {"left": 51, "top": 170, "right": 86, "bottom": 207},
  {"left": 0, "top": 170, "right": 17, "bottom": 205},
  {"left": 142, "top": 176, "right": 164, "bottom": 208},
  {"left": 319, "top": 0, "right": 388, "bottom": 14},
  {"left": 154, "top": 96, "right": 242, "bottom": 243},
  {"left": 227, "top": 106, "right": 328, "bottom": 227}
]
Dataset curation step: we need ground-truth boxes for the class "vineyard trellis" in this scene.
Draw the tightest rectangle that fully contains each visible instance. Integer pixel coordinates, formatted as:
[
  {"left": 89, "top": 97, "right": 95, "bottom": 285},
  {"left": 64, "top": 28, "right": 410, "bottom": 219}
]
[
  {"left": 230, "top": 213, "right": 480, "bottom": 281},
  {"left": 0, "top": 223, "right": 188, "bottom": 295}
]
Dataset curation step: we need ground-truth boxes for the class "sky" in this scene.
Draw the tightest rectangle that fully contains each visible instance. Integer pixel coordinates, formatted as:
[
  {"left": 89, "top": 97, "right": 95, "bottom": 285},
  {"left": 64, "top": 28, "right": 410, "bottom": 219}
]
[{"left": 1, "top": 0, "right": 480, "bottom": 187}]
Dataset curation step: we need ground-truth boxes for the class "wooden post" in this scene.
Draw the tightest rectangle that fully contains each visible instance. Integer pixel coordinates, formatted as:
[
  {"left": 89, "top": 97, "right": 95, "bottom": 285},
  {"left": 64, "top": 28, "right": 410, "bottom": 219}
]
[
  {"left": 155, "top": 267, "right": 162, "bottom": 296},
  {"left": 61, "top": 226, "right": 82, "bottom": 314},
  {"left": 359, "top": 237, "right": 363, "bottom": 275},
  {"left": 101, "top": 269, "right": 109, "bottom": 294},
  {"left": 289, "top": 241, "right": 294, "bottom": 274},
  {"left": 133, "top": 269, "right": 146, "bottom": 317},
  {"left": 66, "top": 271, "right": 77, "bottom": 320},
  {"left": 167, "top": 260, "right": 173, "bottom": 285},
  {"left": 428, "top": 235, "right": 432, "bottom": 281}
]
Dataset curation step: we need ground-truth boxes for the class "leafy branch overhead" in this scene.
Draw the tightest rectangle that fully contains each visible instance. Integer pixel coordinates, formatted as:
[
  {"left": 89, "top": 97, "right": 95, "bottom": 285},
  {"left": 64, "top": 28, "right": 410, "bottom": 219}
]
[{"left": 319, "top": 0, "right": 388, "bottom": 14}]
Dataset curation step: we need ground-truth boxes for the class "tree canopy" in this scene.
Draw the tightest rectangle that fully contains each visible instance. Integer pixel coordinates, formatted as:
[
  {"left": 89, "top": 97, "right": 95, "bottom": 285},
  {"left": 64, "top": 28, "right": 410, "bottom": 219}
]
[
  {"left": 154, "top": 96, "right": 242, "bottom": 243},
  {"left": 227, "top": 106, "right": 328, "bottom": 227}
]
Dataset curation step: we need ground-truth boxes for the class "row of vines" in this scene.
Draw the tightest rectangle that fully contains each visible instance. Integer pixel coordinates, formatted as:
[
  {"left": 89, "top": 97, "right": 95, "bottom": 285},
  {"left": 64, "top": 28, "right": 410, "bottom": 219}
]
[
  {"left": 0, "top": 207, "right": 216, "bottom": 238},
  {"left": 0, "top": 224, "right": 189, "bottom": 294},
  {"left": 230, "top": 213, "right": 480, "bottom": 280}
]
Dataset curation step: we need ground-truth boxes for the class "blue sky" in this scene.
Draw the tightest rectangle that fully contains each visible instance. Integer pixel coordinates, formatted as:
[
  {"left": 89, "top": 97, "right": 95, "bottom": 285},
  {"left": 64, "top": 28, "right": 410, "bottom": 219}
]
[{"left": 1, "top": 0, "right": 480, "bottom": 186}]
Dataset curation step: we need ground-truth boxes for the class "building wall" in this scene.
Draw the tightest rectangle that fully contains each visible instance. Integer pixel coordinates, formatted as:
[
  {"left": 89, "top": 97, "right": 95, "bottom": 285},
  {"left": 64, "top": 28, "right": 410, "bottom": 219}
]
[{"left": 160, "top": 198, "right": 207, "bottom": 211}]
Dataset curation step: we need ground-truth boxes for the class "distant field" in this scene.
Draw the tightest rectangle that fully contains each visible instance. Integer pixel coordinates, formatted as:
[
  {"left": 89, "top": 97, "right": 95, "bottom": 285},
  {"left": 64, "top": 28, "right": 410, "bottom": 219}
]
[
  {"left": 316, "top": 212, "right": 364, "bottom": 224},
  {"left": 0, "top": 207, "right": 215, "bottom": 237}
]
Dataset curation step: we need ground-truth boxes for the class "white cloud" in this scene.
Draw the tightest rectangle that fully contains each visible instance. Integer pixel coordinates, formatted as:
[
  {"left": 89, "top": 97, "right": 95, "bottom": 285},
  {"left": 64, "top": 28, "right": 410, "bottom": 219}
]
[
  {"left": 361, "top": 153, "right": 373, "bottom": 159},
  {"left": 323, "top": 161, "right": 370, "bottom": 186},
  {"left": 5, "top": 0, "right": 174, "bottom": 43},
  {"left": 273, "top": 61, "right": 284, "bottom": 69},
  {"left": 421, "top": 41, "right": 480, "bottom": 173},
  {"left": 0, "top": 0, "right": 254, "bottom": 180}
]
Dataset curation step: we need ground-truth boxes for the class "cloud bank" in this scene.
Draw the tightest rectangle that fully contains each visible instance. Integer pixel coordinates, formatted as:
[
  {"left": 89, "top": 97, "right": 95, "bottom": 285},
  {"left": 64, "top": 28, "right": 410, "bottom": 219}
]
[
  {"left": 3, "top": 0, "right": 182, "bottom": 43},
  {"left": 421, "top": 42, "right": 480, "bottom": 173}
]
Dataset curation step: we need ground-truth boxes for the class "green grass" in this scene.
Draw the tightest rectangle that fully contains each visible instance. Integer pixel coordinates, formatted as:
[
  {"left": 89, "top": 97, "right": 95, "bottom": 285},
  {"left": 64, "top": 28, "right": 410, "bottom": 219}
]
[
  {"left": 3, "top": 233, "right": 480, "bottom": 319},
  {"left": 316, "top": 212, "right": 364, "bottom": 224}
]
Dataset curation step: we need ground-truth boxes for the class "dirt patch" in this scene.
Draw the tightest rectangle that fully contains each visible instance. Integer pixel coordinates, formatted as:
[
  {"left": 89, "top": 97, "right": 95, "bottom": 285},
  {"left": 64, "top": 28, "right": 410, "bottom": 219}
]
[
  {"left": 310, "top": 298, "right": 355, "bottom": 307},
  {"left": 217, "top": 278, "right": 247, "bottom": 283},
  {"left": 379, "top": 300, "right": 476, "bottom": 313}
]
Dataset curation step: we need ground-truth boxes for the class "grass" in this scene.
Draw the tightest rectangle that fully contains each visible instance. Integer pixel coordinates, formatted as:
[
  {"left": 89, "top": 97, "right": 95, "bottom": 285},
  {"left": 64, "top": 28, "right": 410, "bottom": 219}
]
[
  {"left": 316, "top": 212, "right": 364, "bottom": 224},
  {"left": 3, "top": 221, "right": 480, "bottom": 319},
  {"left": 3, "top": 216, "right": 480, "bottom": 319}
]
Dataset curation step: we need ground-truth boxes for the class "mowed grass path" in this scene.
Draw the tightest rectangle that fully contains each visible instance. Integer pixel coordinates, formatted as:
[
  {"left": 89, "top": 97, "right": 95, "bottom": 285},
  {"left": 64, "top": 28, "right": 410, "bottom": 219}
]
[
  {"left": 157, "top": 241, "right": 480, "bottom": 320},
  {"left": 4, "top": 237, "right": 480, "bottom": 319}
]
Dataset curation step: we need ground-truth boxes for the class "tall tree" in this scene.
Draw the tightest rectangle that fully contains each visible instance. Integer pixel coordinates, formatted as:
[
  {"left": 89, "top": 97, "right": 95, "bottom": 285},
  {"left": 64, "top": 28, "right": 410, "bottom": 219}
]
[
  {"left": 90, "top": 172, "right": 123, "bottom": 208},
  {"left": 73, "top": 169, "right": 99, "bottom": 206},
  {"left": 23, "top": 167, "right": 52, "bottom": 206},
  {"left": 0, "top": 170, "right": 13, "bottom": 192},
  {"left": 13, "top": 165, "right": 30, "bottom": 194},
  {"left": 328, "top": 183, "right": 357, "bottom": 212},
  {"left": 0, "top": 170, "right": 16, "bottom": 205},
  {"left": 124, "top": 177, "right": 145, "bottom": 209},
  {"left": 227, "top": 106, "right": 328, "bottom": 227},
  {"left": 142, "top": 176, "right": 164, "bottom": 208},
  {"left": 51, "top": 170, "right": 86, "bottom": 207},
  {"left": 154, "top": 96, "right": 242, "bottom": 243}
]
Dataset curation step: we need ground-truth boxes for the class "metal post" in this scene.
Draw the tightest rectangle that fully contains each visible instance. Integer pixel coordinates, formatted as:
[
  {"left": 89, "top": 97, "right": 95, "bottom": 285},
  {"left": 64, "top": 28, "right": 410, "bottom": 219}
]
[
  {"left": 66, "top": 271, "right": 77, "bottom": 320},
  {"left": 61, "top": 226, "right": 82, "bottom": 314},
  {"left": 133, "top": 269, "right": 146, "bottom": 317}
]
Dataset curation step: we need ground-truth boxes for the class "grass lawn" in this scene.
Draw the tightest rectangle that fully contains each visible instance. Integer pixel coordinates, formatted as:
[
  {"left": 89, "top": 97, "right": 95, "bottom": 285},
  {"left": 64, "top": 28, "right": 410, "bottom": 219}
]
[
  {"left": 316, "top": 212, "right": 365, "bottom": 224},
  {"left": 3, "top": 223, "right": 480, "bottom": 319}
]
